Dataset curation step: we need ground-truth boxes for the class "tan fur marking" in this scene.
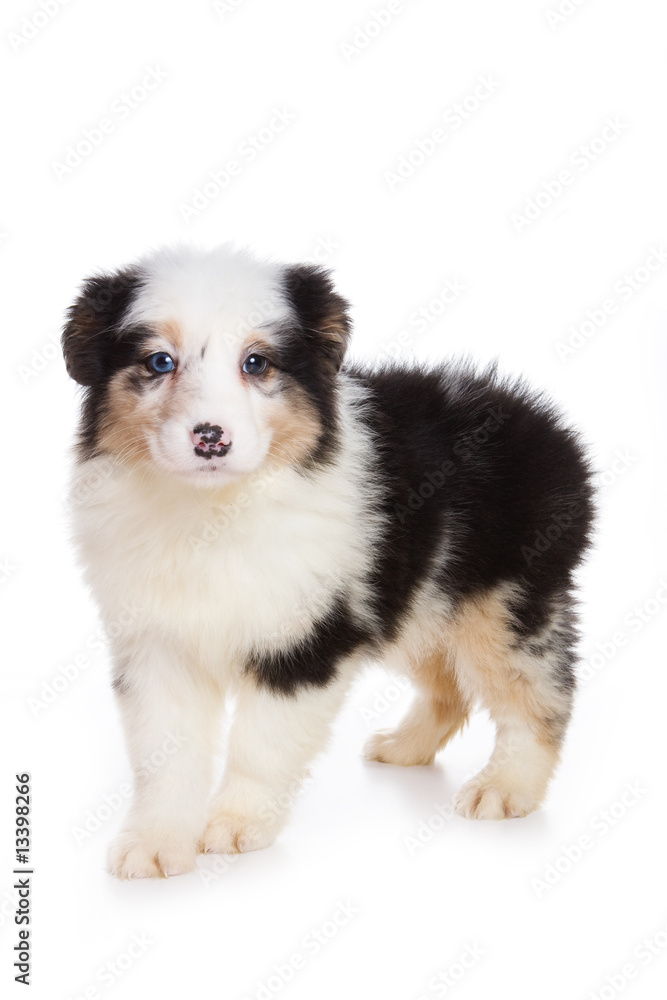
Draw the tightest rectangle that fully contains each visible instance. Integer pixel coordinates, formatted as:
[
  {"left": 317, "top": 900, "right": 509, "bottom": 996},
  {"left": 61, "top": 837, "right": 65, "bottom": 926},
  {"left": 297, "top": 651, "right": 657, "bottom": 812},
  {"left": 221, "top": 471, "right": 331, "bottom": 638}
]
[
  {"left": 320, "top": 312, "right": 348, "bottom": 339},
  {"left": 97, "top": 371, "right": 162, "bottom": 463},
  {"left": 446, "top": 587, "right": 571, "bottom": 818},
  {"left": 265, "top": 384, "right": 322, "bottom": 469},
  {"left": 156, "top": 319, "right": 183, "bottom": 353},
  {"left": 414, "top": 650, "right": 471, "bottom": 748},
  {"left": 370, "top": 583, "right": 572, "bottom": 817},
  {"left": 449, "top": 588, "right": 570, "bottom": 746},
  {"left": 365, "top": 650, "right": 470, "bottom": 766}
]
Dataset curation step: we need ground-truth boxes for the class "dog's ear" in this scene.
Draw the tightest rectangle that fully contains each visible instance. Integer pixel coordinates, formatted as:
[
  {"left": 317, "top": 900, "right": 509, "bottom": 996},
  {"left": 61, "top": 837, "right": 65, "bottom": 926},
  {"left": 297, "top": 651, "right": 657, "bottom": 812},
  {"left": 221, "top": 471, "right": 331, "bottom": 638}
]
[
  {"left": 62, "top": 267, "right": 143, "bottom": 386},
  {"left": 283, "top": 265, "right": 351, "bottom": 371}
]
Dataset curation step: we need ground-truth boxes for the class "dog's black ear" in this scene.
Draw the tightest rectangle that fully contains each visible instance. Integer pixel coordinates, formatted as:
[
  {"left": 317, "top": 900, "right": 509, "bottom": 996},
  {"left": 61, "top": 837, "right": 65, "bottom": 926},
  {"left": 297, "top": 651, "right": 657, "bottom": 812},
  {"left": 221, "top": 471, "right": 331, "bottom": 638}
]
[
  {"left": 62, "top": 267, "right": 143, "bottom": 386},
  {"left": 283, "top": 265, "right": 351, "bottom": 371}
]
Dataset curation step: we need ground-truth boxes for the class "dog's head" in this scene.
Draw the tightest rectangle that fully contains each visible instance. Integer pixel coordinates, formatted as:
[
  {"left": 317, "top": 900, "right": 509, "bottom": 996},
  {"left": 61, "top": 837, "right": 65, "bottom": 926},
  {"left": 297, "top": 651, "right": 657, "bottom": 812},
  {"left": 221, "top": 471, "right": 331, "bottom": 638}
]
[{"left": 62, "top": 245, "right": 351, "bottom": 486}]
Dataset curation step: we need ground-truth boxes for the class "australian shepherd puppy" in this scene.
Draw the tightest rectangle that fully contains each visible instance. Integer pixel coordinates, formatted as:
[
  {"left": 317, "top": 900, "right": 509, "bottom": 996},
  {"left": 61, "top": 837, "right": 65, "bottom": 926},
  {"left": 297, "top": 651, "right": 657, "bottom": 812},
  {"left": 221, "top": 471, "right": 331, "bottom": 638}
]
[{"left": 62, "top": 244, "right": 594, "bottom": 879}]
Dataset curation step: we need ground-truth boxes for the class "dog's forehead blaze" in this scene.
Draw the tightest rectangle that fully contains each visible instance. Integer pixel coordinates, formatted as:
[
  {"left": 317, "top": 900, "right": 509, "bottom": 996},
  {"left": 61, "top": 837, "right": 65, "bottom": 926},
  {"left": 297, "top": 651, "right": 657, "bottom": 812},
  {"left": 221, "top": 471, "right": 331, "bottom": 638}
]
[{"left": 143, "top": 315, "right": 285, "bottom": 365}]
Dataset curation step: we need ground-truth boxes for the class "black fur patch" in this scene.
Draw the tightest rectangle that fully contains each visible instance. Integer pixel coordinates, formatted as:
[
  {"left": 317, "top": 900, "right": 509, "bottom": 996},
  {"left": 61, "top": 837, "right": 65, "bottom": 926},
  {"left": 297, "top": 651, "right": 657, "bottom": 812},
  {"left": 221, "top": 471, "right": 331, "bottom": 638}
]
[
  {"left": 349, "top": 363, "right": 595, "bottom": 642},
  {"left": 282, "top": 265, "right": 351, "bottom": 371},
  {"left": 280, "top": 265, "right": 353, "bottom": 467},
  {"left": 246, "top": 597, "right": 368, "bottom": 695},
  {"left": 62, "top": 267, "right": 147, "bottom": 459}
]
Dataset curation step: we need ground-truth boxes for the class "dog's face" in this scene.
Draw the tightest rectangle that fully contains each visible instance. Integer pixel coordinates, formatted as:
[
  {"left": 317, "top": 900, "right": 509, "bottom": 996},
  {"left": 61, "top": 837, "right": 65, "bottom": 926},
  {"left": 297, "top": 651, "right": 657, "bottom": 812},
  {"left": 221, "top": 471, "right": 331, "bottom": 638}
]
[{"left": 62, "top": 246, "right": 351, "bottom": 486}]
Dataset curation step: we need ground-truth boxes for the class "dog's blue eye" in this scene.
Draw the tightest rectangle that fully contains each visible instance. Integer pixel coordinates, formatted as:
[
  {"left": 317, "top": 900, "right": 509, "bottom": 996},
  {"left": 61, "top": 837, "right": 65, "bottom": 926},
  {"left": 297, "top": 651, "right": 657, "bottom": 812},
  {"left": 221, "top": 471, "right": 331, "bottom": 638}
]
[
  {"left": 243, "top": 354, "right": 268, "bottom": 375},
  {"left": 147, "top": 352, "right": 176, "bottom": 374}
]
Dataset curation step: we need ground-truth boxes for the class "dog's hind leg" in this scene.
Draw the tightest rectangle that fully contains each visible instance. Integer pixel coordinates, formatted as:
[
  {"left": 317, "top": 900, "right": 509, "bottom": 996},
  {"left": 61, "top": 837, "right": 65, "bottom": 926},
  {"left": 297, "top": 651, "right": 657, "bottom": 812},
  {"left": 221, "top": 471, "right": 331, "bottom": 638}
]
[
  {"left": 451, "top": 585, "right": 576, "bottom": 820},
  {"left": 364, "top": 651, "right": 470, "bottom": 766}
]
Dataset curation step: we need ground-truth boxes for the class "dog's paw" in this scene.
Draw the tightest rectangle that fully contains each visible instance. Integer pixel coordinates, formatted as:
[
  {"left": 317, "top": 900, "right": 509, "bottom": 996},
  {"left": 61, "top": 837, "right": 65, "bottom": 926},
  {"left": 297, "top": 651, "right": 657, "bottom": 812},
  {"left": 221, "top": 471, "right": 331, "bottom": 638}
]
[
  {"left": 363, "top": 730, "right": 434, "bottom": 766},
  {"left": 201, "top": 811, "right": 276, "bottom": 855},
  {"left": 108, "top": 832, "right": 197, "bottom": 879},
  {"left": 454, "top": 776, "right": 537, "bottom": 820}
]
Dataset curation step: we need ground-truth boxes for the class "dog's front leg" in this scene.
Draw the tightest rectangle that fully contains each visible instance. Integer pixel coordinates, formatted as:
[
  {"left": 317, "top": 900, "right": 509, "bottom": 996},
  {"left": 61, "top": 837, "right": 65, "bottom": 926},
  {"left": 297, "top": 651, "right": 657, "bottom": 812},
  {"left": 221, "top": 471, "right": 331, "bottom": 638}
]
[
  {"left": 203, "top": 668, "right": 354, "bottom": 855},
  {"left": 108, "top": 639, "right": 223, "bottom": 879}
]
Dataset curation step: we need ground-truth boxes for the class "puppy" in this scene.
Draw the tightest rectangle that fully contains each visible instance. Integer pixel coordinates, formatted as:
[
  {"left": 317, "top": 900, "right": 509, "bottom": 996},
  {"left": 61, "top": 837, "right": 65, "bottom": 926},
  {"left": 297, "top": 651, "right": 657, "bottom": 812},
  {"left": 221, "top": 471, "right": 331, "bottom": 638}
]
[{"left": 62, "top": 244, "right": 594, "bottom": 879}]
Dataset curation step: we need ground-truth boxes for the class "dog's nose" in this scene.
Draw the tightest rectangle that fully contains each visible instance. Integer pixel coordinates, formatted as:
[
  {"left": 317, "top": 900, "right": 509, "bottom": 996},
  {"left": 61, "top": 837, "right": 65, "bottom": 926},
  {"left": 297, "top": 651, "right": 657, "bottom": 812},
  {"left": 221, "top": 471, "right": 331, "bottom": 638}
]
[{"left": 191, "top": 423, "right": 232, "bottom": 459}]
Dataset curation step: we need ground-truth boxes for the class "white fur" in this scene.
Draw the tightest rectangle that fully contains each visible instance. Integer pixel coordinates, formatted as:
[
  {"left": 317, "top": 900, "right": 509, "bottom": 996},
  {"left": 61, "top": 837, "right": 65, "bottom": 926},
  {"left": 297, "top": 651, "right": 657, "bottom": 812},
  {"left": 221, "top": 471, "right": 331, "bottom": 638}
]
[{"left": 71, "top": 369, "right": 381, "bottom": 876}]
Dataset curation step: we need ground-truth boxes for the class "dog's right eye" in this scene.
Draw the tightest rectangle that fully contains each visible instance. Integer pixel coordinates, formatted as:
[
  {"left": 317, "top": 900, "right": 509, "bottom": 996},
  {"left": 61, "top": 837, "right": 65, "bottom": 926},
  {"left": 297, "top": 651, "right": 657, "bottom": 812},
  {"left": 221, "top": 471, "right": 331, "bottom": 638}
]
[{"left": 146, "top": 352, "right": 176, "bottom": 374}]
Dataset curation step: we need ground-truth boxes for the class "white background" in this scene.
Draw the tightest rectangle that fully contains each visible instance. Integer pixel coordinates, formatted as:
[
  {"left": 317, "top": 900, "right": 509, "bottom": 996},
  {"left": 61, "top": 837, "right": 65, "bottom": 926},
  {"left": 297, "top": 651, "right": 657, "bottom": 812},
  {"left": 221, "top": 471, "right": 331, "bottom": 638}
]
[{"left": 1, "top": 1, "right": 666, "bottom": 998}]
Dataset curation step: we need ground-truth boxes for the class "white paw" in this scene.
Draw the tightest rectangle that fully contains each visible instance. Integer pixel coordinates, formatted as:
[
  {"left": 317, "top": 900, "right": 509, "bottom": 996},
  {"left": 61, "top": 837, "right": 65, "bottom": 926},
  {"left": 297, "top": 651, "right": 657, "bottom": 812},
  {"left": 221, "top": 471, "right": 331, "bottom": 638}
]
[
  {"left": 454, "top": 776, "right": 538, "bottom": 820},
  {"left": 364, "top": 731, "right": 434, "bottom": 766},
  {"left": 201, "top": 811, "right": 277, "bottom": 855},
  {"left": 108, "top": 831, "right": 197, "bottom": 879}
]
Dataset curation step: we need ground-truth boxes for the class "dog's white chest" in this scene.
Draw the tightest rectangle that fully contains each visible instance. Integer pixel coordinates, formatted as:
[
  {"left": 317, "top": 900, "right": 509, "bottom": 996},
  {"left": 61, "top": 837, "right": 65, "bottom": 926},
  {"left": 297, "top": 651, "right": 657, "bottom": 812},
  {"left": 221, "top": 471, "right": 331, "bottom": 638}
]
[{"left": 72, "top": 459, "right": 367, "bottom": 662}]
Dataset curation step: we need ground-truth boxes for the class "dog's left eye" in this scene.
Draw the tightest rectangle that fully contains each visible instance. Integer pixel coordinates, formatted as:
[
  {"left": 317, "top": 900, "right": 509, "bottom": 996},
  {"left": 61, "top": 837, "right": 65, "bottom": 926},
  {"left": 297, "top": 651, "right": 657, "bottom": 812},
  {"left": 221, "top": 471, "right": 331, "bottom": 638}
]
[
  {"left": 243, "top": 354, "right": 268, "bottom": 375},
  {"left": 146, "top": 352, "right": 176, "bottom": 374}
]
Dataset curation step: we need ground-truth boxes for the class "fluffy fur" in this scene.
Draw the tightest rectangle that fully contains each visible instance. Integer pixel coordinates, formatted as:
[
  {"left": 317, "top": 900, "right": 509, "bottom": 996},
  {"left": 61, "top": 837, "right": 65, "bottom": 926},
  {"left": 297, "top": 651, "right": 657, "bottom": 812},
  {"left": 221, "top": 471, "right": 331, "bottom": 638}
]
[{"left": 62, "top": 244, "right": 594, "bottom": 878}]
